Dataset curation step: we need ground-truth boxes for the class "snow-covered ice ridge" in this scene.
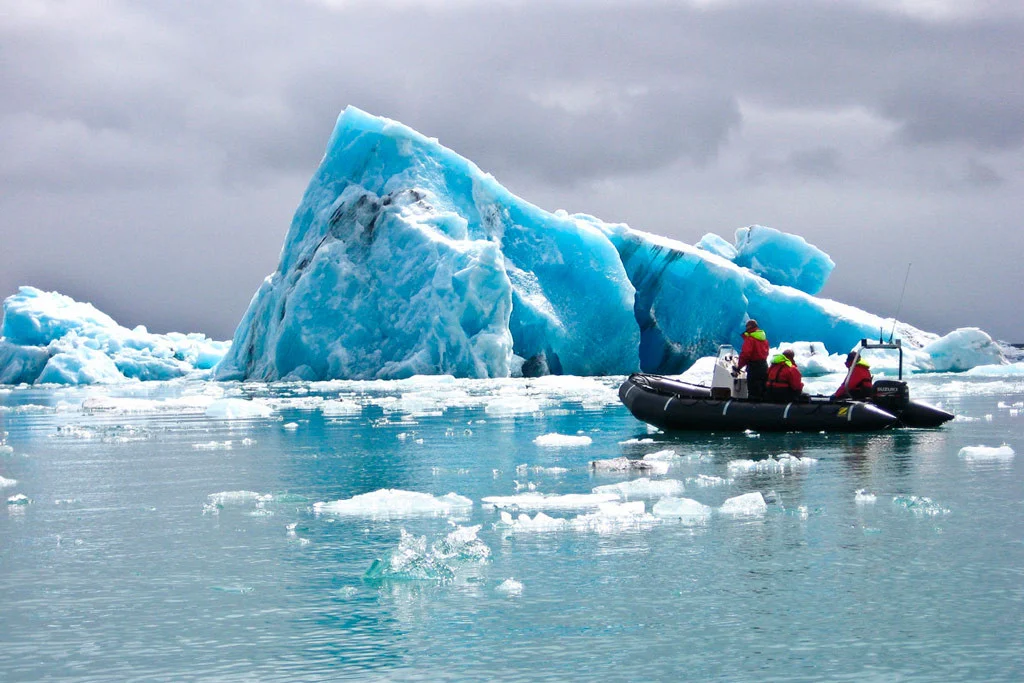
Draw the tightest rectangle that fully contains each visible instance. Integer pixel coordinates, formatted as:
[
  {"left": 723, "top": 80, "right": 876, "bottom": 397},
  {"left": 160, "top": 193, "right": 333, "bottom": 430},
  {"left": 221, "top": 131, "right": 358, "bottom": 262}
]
[
  {"left": 0, "top": 287, "right": 229, "bottom": 385},
  {"left": 212, "top": 106, "right": 1006, "bottom": 382}
]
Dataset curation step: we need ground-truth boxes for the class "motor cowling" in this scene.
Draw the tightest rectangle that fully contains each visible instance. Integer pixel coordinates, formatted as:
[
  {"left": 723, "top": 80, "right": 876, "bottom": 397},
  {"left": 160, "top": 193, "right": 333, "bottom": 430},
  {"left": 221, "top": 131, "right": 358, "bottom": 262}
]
[{"left": 872, "top": 379, "right": 910, "bottom": 411}]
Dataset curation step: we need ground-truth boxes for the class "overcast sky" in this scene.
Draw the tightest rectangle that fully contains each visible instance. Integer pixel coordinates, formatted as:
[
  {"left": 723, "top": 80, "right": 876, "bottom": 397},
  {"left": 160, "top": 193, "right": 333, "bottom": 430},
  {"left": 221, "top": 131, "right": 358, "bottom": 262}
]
[{"left": 2, "top": 0, "right": 1022, "bottom": 343}]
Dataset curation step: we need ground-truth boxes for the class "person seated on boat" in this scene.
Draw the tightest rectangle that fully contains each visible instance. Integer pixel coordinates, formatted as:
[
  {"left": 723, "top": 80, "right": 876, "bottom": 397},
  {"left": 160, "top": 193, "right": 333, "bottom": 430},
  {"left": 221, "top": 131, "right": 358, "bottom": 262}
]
[
  {"left": 734, "top": 319, "right": 769, "bottom": 400},
  {"left": 765, "top": 349, "right": 805, "bottom": 402},
  {"left": 832, "top": 352, "right": 873, "bottom": 401}
]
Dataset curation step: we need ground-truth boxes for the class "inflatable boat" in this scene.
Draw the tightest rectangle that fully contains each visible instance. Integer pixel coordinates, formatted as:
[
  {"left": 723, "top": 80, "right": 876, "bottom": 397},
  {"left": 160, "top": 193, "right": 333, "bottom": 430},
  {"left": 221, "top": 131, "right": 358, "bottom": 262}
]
[
  {"left": 619, "top": 373, "right": 898, "bottom": 433},
  {"left": 619, "top": 340, "right": 954, "bottom": 433}
]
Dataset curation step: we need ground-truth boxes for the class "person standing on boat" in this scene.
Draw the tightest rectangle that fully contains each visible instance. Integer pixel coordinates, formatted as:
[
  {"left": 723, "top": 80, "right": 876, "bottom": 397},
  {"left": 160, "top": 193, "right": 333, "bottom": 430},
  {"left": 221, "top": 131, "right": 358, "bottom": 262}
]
[
  {"left": 735, "top": 319, "right": 769, "bottom": 399},
  {"left": 833, "top": 352, "right": 873, "bottom": 400},
  {"left": 766, "top": 349, "right": 804, "bottom": 401}
]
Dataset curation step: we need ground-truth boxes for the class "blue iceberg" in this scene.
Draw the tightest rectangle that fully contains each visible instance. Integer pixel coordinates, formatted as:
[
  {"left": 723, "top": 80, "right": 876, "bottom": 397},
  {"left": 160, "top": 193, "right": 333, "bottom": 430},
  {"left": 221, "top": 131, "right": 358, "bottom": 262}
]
[
  {"left": 0, "top": 108, "right": 1006, "bottom": 386},
  {"left": 0, "top": 287, "right": 228, "bottom": 385},
  {"left": 217, "top": 106, "right": 984, "bottom": 382}
]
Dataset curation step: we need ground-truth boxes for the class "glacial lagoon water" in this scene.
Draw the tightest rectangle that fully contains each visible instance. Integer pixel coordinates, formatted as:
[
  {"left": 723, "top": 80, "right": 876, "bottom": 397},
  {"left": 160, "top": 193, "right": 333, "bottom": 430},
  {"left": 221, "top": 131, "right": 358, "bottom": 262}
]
[{"left": 1, "top": 373, "right": 1022, "bottom": 681}]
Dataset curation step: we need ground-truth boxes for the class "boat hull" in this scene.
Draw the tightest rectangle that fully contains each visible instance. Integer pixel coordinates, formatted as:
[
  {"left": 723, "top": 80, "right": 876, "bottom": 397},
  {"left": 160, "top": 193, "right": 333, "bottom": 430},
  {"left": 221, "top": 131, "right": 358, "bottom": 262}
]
[{"left": 619, "top": 374, "right": 899, "bottom": 433}]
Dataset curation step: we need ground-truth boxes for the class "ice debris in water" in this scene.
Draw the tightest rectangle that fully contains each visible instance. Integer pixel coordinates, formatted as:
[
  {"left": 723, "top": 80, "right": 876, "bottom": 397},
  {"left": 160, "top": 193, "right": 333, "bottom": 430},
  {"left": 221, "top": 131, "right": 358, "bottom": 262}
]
[
  {"left": 727, "top": 453, "right": 816, "bottom": 474},
  {"left": 533, "top": 433, "right": 592, "bottom": 448},
  {"left": 364, "top": 525, "right": 490, "bottom": 583},
  {"left": 7, "top": 493, "right": 30, "bottom": 506},
  {"left": 482, "top": 492, "right": 620, "bottom": 511},
  {"left": 496, "top": 501, "right": 657, "bottom": 534},
  {"left": 892, "top": 496, "right": 950, "bottom": 516},
  {"left": 0, "top": 475, "right": 17, "bottom": 488},
  {"left": 193, "top": 439, "right": 256, "bottom": 450},
  {"left": 496, "top": 578, "right": 524, "bottom": 596},
  {"left": 205, "top": 398, "right": 275, "bottom": 420},
  {"left": 957, "top": 444, "right": 1015, "bottom": 461},
  {"left": 686, "top": 474, "right": 733, "bottom": 488},
  {"left": 283, "top": 422, "right": 299, "bottom": 430},
  {"left": 590, "top": 457, "right": 668, "bottom": 475},
  {"left": 592, "top": 478, "right": 684, "bottom": 500},
  {"left": 320, "top": 399, "right": 361, "bottom": 416},
  {"left": 313, "top": 489, "right": 473, "bottom": 518},
  {"left": 719, "top": 492, "right": 768, "bottom": 516},
  {"left": 651, "top": 497, "right": 713, "bottom": 523},
  {"left": 855, "top": 489, "right": 878, "bottom": 504},
  {"left": 641, "top": 449, "right": 679, "bottom": 461}
]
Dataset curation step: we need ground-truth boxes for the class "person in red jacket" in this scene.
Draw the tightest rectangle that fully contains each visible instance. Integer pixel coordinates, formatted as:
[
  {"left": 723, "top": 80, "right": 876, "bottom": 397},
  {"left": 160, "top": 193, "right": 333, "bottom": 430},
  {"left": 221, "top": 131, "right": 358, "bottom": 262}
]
[
  {"left": 766, "top": 349, "right": 804, "bottom": 401},
  {"left": 735, "top": 319, "right": 769, "bottom": 399},
  {"left": 833, "top": 352, "right": 873, "bottom": 400}
]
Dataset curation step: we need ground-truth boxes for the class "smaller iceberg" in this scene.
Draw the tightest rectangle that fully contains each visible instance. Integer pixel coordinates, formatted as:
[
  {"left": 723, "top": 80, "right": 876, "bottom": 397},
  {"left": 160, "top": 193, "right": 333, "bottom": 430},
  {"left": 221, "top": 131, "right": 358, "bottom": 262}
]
[
  {"left": 0, "top": 287, "right": 229, "bottom": 385},
  {"left": 313, "top": 489, "right": 473, "bottom": 518},
  {"left": 364, "top": 526, "right": 490, "bottom": 583}
]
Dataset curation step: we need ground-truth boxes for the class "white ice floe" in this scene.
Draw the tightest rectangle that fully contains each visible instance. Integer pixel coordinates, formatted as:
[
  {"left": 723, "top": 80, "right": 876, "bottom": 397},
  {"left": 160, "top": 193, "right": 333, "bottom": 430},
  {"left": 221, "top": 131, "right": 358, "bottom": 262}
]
[
  {"left": 314, "top": 489, "right": 473, "bottom": 517},
  {"left": 619, "top": 438, "right": 656, "bottom": 445},
  {"left": 590, "top": 457, "right": 668, "bottom": 475},
  {"left": 496, "top": 578, "right": 524, "bottom": 596},
  {"left": 727, "top": 454, "right": 817, "bottom": 474},
  {"left": 496, "top": 501, "right": 657, "bottom": 533},
  {"left": 855, "top": 489, "right": 877, "bottom": 504},
  {"left": 958, "top": 445, "right": 1015, "bottom": 461},
  {"left": 719, "top": 492, "right": 768, "bottom": 516},
  {"left": 7, "top": 493, "right": 30, "bottom": 506},
  {"left": 0, "top": 475, "right": 17, "bottom": 488},
  {"left": 205, "top": 398, "right": 275, "bottom": 419},
  {"left": 364, "top": 525, "right": 490, "bottom": 583},
  {"left": 686, "top": 474, "right": 733, "bottom": 488},
  {"left": 320, "top": 399, "right": 362, "bottom": 416},
  {"left": 592, "top": 477, "right": 684, "bottom": 500},
  {"left": 892, "top": 495, "right": 949, "bottom": 516},
  {"left": 193, "top": 439, "right": 256, "bottom": 450},
  {"left": 484, "top": 395, "right": 541, "bottom": 416},
  {"left": 533, "top": 433, "right": 592, "bottom": 447},
  {"left": 0, "top": 444, "right": 14, "bottom": 455},
  {"left": 482, "top": 492, "right": 620, "bottom": 510},
  {"left": 283, "top": 422, "right": 299, "bottom": 430},
  {"left": 641, "top": 449, "right": 679, "bottom": 461},
  {"left": 652, "top": 496, "right": 713, "bottom": 523},
  {"left": 207, "top": 490, "right": 270, "bottom": 507}
]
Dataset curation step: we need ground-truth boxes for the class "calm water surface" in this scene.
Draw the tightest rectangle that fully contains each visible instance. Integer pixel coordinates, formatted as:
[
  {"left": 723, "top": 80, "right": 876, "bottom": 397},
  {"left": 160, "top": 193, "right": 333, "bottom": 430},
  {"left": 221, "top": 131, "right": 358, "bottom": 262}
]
[{"left": 1, "top": 374, "right": 1021, "bottom": 681}]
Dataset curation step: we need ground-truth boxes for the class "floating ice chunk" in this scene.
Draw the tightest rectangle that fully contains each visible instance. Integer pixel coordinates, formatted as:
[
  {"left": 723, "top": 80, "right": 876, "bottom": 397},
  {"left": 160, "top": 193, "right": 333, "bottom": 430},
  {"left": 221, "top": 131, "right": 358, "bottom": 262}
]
[
  {"left": 957, "top": 445, "right": 1015, "bottom": 461},
  {"left": 892, "top": 495, "right": 950, "bottom": 516},
  {"left": 364, "top": 525, "right": 490, "bottom": 583},
  {"left": 0, "top": 444, "right": 13, "bottom": 455},
  {"left": 618, "top": 438, "right": 656, "bottom": 445},
  {"left": 0, "top": 475, "right": 17, "bottom": 488},
  {"left": 7, "top": 493, "right": 30, "bottom": 506},
  {"left": 205, "top": 398, "right": 275, "bottom": 420},
  {"left": 534, "top": 433, "right": 592, "bottom": 448},
  {"left": 571, "top": 501, "right": 657, "bottom": 532},
  {"left": 592, "top": 477, "right": 684, "bottom": 500},
  {"left": 964, "top": 362, "right": 1024, "bottom": 377},
  {"left": 482, "top": 492, "right": 620, "bottom": 510},
  {"left": 531, "top": 466, "right": 569, "bottom": 475},
  {"left": 207, "top": 490, "right": 269, "bottom": 507},
  {"left": 855, "top": 489, "right": 877, "bottom": 504},
  {"left": 652, "top": 496, "right": 713, "bottom": 522},
  {"left": 321, "top": 399, "right": 362, "bottom": 416},
  {"left": 497, "top": 510, "right": 568, "bottom": 531},
  {"left": 496, "top": 578, "right": 524, "bottom": 596},
  {"left": 727, "top": 454, "right": 816, "bottom": 474},
  {"left": 484, "top": 396, "right": 542, "bottom": 416},
  {"left": 590, "top": 457, "right": 667, "bottom": 474},
  {"left": 921, "top": 328, "right": 1005, "bottom": 373},
  {"left": 314, "top": 489, "right": 473, "bottom": 517},
  {"left": 720, "top": 492, "right": 767, "bottom": 516},
  {"left": 686, "top": 474, "right": 733, "bottom": 488},
  {"left": 283, "top": 422, "right": 299, "bottom": 430},
  {"left": 641, "top": 449, "right": 679, "bottom": 461}
]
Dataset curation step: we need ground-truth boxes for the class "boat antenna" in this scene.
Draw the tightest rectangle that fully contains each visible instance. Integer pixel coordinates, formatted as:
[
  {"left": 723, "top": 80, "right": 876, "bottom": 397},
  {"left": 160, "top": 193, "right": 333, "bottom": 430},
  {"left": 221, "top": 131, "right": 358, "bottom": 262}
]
[{"left": 888, "top": 262, "right": 912, "bottom": 343}]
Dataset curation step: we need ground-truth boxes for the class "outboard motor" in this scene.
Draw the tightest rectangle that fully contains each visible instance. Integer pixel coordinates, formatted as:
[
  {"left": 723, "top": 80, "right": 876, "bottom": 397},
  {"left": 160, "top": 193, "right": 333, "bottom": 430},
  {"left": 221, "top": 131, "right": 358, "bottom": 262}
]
[{"left": 872, "top": 379, "right": 910, "bottom": 413}]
